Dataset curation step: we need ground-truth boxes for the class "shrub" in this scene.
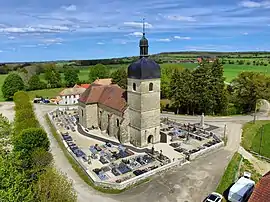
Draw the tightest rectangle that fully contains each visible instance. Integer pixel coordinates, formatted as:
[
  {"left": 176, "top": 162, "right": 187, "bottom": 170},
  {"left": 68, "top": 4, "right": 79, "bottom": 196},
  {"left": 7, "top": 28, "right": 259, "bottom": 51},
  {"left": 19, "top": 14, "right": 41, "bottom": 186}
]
[{"left": 13, "top": 128, "right": 50, "bottom": 156}]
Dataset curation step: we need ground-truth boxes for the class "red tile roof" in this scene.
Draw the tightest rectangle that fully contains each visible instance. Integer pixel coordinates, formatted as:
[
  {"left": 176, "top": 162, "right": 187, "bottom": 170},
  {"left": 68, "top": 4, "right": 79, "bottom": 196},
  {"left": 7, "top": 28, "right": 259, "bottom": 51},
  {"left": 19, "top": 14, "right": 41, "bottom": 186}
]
[
  {"left": 79, "top": 84, "right": 127, "bottom": 113},
  {"left": 80, "top": 84, "right": 91, "bottom": 89},
  {"left": 248, "top": 172, "right": 270, "bottom": 202}
]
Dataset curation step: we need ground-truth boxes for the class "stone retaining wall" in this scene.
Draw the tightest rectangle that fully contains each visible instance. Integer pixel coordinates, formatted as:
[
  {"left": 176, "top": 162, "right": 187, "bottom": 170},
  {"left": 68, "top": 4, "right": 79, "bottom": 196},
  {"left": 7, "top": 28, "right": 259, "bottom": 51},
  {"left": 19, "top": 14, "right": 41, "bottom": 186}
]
[{"left": 189, "top": 141, "right": 224, "bottom": 160}]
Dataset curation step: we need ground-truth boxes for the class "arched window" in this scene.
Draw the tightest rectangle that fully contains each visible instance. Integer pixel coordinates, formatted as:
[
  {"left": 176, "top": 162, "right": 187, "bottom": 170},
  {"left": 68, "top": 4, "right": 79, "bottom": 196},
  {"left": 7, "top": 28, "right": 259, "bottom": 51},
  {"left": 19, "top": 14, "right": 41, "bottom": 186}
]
[
  {"left": 133, "top": 83, "right": 136, "bottom": 91},
  {"left": 149, "top": 82, "right": 153, "bottom": 91}
]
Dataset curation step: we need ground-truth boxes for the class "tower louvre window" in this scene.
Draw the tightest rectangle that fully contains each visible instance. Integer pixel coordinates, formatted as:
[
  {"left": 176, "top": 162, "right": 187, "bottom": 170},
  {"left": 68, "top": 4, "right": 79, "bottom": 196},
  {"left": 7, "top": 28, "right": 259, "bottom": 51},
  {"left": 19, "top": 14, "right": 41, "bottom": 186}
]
[
  {"left": 149, "top": 82, "right": 153, "bottom": 91},
  {"left": 133, "top": 83, "right": 136, "bottom": 91}
]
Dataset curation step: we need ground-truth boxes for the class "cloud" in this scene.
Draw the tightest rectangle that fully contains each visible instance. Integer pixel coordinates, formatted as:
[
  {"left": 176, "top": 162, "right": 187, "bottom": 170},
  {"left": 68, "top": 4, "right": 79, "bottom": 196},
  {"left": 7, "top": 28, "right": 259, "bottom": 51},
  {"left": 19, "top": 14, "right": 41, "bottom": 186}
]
[
  {"left": 0, "top": 50, "right": 3, "bottom": 53},
  {"left": 8, "top": 36, "right": 15, "bottom": 40},
  {"left": 42, "top": 38, "right": 63, "bottom": 45},
  {"left": 242, "top": 32, "right": 249, "bottom": 35},
  {"left": 62, "top": 5, "right": 77, "bottom": 11},
  {"left": 157, "top": 38, "right": 171, "bottom": 42},
  {"left": 167, "top": 15, "right": 196, "bottom": 22},
  {"left": 123, "top": 22, "right": 153, "bottom": 28},
  {"left": 20, "top": 45, "right": 37, "bottom": 48},
  {"left": 97, "top": 42, "right": 104, "bottom": 45},
  {"left": 0, "top": 25, "right": 71, "bottom": 34},
  {"left": 129, "top": 32, "right": 143, "bottom": 37},
  {"left": 174, "top": 36, "right": 191, "bottom": 40},
  {"left": 239, "top": 0, "right": 270, "bottom": 8}
]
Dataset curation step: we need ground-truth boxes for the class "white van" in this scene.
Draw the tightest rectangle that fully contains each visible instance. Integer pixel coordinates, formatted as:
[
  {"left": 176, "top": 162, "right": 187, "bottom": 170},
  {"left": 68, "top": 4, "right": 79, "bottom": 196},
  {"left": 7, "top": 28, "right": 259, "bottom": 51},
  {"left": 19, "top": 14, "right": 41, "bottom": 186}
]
[{"left": 228, "top": 176, "right": 255, "bottom": 202}]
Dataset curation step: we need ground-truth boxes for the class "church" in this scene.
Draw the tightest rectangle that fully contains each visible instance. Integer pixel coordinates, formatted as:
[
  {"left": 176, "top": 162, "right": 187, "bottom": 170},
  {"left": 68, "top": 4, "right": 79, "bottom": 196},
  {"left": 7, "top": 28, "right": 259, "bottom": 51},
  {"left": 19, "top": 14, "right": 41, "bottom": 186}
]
[{"left": 78, "top": 26, "right": 161, "bottom": 148}]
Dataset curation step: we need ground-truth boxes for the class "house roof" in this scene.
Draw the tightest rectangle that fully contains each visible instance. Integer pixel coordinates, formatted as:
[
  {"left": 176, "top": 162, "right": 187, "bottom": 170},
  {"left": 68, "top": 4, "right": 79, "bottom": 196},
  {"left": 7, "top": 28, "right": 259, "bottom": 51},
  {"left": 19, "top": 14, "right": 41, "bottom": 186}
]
[
  {"left": 93, "top": 78, "right": 112, "bottom": 86},
  {"left": 59, "top": 87, "right": 86, "bottom": 96},
  {"left": 80, "top": 84, "right": 91, "bottom": 89},
  {"left": 79, "top": 84, "right": 127, "bottom": 113},
  {"left": 248, "top": 172, "right": 270, "bottom": 202}
]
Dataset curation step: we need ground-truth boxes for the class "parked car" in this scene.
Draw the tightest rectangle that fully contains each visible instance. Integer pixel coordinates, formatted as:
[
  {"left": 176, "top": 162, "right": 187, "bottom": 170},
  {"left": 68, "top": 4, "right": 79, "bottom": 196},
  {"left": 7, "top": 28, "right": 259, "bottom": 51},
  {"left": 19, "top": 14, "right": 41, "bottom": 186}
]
[
  {"left": 203, "top": 192, "right": 223, "bottom": 202},
  {"left": 228, "top": 173, "right": 255, "bottom": 202}
]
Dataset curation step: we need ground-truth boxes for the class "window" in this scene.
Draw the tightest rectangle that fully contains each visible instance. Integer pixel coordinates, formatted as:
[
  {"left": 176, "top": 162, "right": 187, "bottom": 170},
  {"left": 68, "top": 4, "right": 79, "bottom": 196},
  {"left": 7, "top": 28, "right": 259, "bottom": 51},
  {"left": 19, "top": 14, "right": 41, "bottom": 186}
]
[
  {"left": 81, "top": 109, "right": 83, "bottom": 117},
  {"left": 133, "top": 83, "right": 136, "bottom": 91},
  {"left": 149, "top": 82, "right": 153, "bottom": 91},
  {"left": 65, "top": 101, "right": 67, "bottom": 104},
  {"left": 116, "top": 119, "right": 120, "bottom": 127}
]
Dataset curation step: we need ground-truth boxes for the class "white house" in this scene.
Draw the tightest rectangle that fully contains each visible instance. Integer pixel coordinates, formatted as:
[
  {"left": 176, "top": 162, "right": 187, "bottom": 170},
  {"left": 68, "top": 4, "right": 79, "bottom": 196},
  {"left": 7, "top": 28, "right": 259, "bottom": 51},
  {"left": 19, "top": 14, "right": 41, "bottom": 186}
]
[{"left": 58, "top": 84, "right": 89, "bottom": 105}]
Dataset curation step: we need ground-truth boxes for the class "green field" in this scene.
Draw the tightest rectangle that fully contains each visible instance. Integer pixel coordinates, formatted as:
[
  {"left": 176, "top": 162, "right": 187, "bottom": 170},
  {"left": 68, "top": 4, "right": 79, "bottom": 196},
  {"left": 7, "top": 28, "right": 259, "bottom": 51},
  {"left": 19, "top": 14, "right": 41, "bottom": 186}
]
[
  {"left": 242, "top": 120, "right": 270, "bottom": 158},
  {"left": 162, "top": 63, "right": 270, "bottom": 82},
  {"left": 251, "top": 123, "right": 270, "bottom": 158},
  {"left": 26, "top": 88, "right": 64, "bottom": 100}
]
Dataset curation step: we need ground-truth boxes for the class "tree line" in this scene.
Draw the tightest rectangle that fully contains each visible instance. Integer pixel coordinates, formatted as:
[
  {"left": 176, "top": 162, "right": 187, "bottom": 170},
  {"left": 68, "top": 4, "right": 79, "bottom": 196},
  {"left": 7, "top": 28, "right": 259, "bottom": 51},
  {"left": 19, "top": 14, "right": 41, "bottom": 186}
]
[
  {"left": 0, "top": 91, "right": 76, "bottom": 201},
  {"left": 1, "top": 63, "right": 128, "bottom": 100},
  {"left": 2, "top": 59, "right": 270, "bottom": 116},
  {"left": 162, "top": 60, "right": 270, "bottom": 115}
]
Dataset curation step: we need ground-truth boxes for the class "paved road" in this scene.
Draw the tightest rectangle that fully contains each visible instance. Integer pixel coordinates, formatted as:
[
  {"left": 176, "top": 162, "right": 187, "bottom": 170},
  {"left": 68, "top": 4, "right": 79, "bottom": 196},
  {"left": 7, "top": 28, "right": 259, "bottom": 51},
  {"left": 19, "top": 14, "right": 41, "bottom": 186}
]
[{"left": 0, "top": 103, "right": 264, "bottom": 202}]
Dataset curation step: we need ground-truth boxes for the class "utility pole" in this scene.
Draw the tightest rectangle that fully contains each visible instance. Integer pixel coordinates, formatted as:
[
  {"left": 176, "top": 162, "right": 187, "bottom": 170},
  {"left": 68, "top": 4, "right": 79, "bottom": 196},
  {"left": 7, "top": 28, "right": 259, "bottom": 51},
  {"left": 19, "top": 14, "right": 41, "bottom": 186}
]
[
  {"left": 259, "top": 126, "right": 264, "bottom": 155},
  {"left": 224, "top": 124, "right": 227, "bottom": 141}
]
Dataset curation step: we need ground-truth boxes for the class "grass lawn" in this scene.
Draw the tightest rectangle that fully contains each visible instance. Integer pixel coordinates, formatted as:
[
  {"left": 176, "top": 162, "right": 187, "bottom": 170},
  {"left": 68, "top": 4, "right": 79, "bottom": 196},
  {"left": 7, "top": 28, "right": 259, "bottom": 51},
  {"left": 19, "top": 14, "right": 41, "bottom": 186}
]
[
  {"left": 241, "top": 120, "right": 270, "bottom": 154},
  {"left": 240, "top": 158, "right": 261, "bottom": 183},
  {"left": 249, "top": 123, "right": 270, "bottom": 158},
  {"left": 216, "top": 152, "right": 242, "bottom": 194},
  {"left": 26, "top": 88, "right": 64, "bottom": 100}
]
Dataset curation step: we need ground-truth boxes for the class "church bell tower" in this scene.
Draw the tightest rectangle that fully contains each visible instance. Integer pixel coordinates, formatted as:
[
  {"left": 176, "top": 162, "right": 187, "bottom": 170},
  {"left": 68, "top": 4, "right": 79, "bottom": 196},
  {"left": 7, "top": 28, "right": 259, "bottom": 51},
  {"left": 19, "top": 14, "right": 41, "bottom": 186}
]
[{"left": 127, "top": 19, "right": 161, "bottom": 147}]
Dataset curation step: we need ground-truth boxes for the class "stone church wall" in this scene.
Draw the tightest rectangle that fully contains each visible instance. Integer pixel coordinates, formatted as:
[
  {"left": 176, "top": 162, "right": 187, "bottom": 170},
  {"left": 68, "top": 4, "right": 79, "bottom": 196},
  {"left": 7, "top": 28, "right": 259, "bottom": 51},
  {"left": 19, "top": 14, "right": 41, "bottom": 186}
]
[
  {"left": 98, "top": 104, "right": 128, "bottom": 141},
  {"left": 78, "top": 102, "right": 98, "bottom": 129}
]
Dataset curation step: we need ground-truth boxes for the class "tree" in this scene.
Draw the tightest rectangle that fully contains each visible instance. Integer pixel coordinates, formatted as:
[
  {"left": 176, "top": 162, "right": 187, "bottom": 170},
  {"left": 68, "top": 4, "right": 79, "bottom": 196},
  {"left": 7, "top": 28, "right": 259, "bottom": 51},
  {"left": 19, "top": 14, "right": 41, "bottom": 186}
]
[
  {"left": 34, "top": 167, "right": 77, "bottom": 202},
  {"left": 209, "top": 60, "right": 228, "bottom": 114},
  {"left": 161, "top": 65, "right": 182, "bottom": 99},
  {"left": 88, "top": 64, "right": 109, "bottom": 82},
  {"left": 170, "top": 69, "right": 193, "bottom": 114},
  {"left": 13, "top": 128, "right": 50, "bottom": 157},
  {"left": 1, "top": 73, "right": 24, "bottom": 100},
  {"left": 64, "top": 68, "right": 79, "bottom": 87},
  {"left": 231, "top": 72, "right": 270, "bottom": 113},
  {"left": 44, "top": 64, "right": 62, "bottom": 88},
  {"left": 28, "top": 75, "right": 46, "bottom": 91},
  {"left": 111, "top": 68, "right": 127, "bottom": 89}
]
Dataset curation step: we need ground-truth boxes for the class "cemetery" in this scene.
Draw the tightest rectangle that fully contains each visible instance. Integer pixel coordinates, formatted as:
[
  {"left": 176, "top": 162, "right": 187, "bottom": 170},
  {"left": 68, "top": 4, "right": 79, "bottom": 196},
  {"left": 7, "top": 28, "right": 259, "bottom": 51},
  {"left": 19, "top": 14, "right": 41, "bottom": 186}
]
[{"left": 48, "top": 107, "right": 224, "bottom": 190}]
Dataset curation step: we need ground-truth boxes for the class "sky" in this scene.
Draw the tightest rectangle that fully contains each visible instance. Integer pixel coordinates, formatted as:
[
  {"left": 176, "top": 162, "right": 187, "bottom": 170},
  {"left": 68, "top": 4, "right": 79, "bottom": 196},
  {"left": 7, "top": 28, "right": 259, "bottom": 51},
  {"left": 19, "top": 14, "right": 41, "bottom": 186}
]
[{"left": 1, "top": 0, "right": 270, "bottom": 62}]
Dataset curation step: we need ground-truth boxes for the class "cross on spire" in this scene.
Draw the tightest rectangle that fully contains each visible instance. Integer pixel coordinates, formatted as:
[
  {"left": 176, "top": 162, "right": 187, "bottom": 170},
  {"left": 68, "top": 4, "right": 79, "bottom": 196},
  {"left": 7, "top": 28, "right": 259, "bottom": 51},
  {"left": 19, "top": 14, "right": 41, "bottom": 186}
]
[{"left": 142, "top": 18, "right": 145, "bottom": 36}]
